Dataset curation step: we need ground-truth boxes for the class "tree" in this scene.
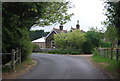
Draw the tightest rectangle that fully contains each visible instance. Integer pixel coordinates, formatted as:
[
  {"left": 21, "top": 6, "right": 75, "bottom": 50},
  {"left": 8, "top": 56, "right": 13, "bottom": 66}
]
[
  {"left": 2, "top": 2, "right": 73, "bottom": 61},
  {"left": 54, "top": 32, "right": 68, "bottom": 48},
  {"left": 82, "top": 28, "right": 102, "bottom": 53},
  {"left": 105, "top": 25, "right": 118, "bottom": 48},
  {"left": 67, "top": 30, "right": 86, "bottom": 49},
  {"left": 103, "top": 1, "right": 120, "bottom": 42},
  {"left": 54, "top": 30, "right": 86, "bottom": 50}
]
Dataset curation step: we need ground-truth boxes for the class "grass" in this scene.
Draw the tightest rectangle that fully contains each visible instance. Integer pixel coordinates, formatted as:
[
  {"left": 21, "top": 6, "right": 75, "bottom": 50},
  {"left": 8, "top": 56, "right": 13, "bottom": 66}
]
[
  {"left": 2, "top": 57, "right": 34, "bottom": 73},
  {"left": 92, "top": 55, "right": 120, "bottom": 78}
]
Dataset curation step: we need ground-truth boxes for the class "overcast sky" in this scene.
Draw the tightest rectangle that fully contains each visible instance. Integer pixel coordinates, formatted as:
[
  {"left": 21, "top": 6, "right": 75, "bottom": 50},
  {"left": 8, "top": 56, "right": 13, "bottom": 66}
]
[{"left": 30, "top": 0, "right": 107, "bottom": 32}]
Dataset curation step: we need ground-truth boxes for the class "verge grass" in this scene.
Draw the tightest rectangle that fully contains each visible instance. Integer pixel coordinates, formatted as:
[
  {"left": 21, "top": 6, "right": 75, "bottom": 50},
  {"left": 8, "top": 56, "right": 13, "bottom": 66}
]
[
  {"left": 2, "top": 57, "right": 34, "bottom": 72},
  {"left": 92, "top": 55, "right": 120, "bottom": 78}
]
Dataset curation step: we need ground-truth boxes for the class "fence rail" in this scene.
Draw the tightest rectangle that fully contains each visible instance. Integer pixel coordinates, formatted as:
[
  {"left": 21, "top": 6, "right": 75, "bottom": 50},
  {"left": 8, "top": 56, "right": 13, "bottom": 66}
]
[
  {"left": 2, "top": 48, "right": 21, "bottom": 71},
  {"left": 97, "top": 48, "right": 120, "bottom": 61}
]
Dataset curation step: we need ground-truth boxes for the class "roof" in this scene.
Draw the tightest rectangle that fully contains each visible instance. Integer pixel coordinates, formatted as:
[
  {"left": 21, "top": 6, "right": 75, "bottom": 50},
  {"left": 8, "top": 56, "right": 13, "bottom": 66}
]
[
  {"left": 69, "top": 27, "right": 85, "bottom": 33},
  {"left": 45, "top": 27, "right": 85, "bottom": 39},
  {"left": 71, "top": 27, "right": 76, "bottom": 30},
  {"left": 53, "top": 28, "right": 67, "bottom": 33},
  {"left": 45, "top": 27, "right": 67, "bottom": 39},
  {"left": 32, "top": 37, "right": 45, "bottom": 43}
]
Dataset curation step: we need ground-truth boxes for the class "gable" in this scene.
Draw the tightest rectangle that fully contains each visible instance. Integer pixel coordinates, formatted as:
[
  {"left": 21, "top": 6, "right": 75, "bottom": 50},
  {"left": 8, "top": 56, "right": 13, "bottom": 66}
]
[{"left": 45, "top": 29, "right": 58, "bottom": 39}]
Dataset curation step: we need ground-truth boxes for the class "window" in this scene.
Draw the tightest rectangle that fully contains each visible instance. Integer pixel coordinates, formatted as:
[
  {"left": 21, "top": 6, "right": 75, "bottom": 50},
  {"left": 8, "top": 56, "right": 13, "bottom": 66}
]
[{"left": 51, "top": 40, "right": 55, "bottom": 48}]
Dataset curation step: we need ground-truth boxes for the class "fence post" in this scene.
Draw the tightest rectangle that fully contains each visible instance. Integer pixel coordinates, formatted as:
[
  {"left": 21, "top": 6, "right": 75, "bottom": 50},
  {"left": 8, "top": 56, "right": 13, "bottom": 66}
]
[
  {"left": 103, "top": 49, "right": 105, "bottom": 57},
  {"left": 106, "top": 49, "right": 108, "bottom": 58},
  {"left": 108, "top": 48, "right": 110, "bottom": 58},
  {"left": 100, "top": 49, "right": 102, "bottom": 56},
  {"left": 111, "top": 48, "right": 113, "bottom": 59},
  {"left": 12, "top": 49, "right": 15, "bottom": 71},
  {"left": 16, "top": 48, "right": 19, "bottom": 64},
  {"left": 101, "top": 49, "right": 104, "bottom": 57},
  {"left": 19, "top": 48, "right": 21, "bottom": 63},
  {"left": 116, "top": 48, "right": 119, "bottom": 61}
]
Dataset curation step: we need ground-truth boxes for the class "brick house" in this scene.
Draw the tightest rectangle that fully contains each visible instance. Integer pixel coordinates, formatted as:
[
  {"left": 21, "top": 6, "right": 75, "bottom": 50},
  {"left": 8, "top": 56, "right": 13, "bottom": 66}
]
[
  {"left": 45, "top": 20, "right": 85, "bottom": 48},
  {"left": 45, "top": 26, "right": 67, "bottom": 48}
]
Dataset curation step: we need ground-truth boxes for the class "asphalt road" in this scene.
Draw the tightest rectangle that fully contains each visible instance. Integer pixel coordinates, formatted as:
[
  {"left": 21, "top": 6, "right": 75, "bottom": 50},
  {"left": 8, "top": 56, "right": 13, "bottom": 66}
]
[{"left": 18, "top": 53, "right": 110, "bottom": 79}]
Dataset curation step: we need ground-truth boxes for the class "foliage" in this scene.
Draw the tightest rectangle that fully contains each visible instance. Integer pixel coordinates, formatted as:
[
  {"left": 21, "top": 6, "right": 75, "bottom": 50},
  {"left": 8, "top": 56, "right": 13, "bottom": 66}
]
[
  {"left": 54, "top": 32, "right": 67, "bottom": 48},
  {"left": 82, "top": 42, "right": 92, "bottom": 54},
  {"left": 103, "top": 1, "right": 120, "bottom": 40},
  {"left": 29, "top": 30, "right": 49, "bottom": 41},
  {"left": 105, "top": 25, "right": 118, "bottom": 48},
  {"left": 3, "top": 2, "right": 73, "bottom": 29},
  {"left": 2, "top": 2, "right": 73, "bottom": 62},
  {"left": 82, "top": 29, "right": 102, "bottom": 54},
  {"left": 100, "top": 41, "right": 112, "bottom": 48},
  {"left": 67, "top": 30, "right": 86, "bottom": 49},
  {"left": 92, "top": 48, "right": 100, "bottom": 56},
  {"left": 48, "top": 49, "right": 82, "bottom": 55},
  {"left": 54, "top": 30, "right": 86, "bottom": 50},
  {"left": 32, "top": 43, "right": 39, "bottom": 52}
]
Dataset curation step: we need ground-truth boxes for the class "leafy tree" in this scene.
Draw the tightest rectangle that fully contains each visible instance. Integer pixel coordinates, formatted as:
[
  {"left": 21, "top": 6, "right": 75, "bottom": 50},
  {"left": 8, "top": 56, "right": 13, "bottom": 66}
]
[
  {"left": 2, "top": 2, "right": 73, "bottom": 62},
  {"left": 54, "top": 30, "right": 86, "bottom": 50},
  {"left": 54, "top": 32, "right": 68, "bottom": 48},
  {"left": 105, "top": 25, "right": 118, "bottom": 48},
  {"left": 103, "top": 1, "right": 120, "bottom": 43},
  {"left": 67, "top": 30, "right": 86, "bottom": 49},
  {"left": 82, "top": 29, "right": 102, "bottom": 53}
]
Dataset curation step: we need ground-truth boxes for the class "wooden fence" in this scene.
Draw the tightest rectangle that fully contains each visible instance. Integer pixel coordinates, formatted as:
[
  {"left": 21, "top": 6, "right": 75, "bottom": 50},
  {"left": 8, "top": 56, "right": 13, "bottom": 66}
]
[
  {"left": 2, "top": 48, "right": 21, "bottom": 71},
  {"left": 98, "top": 48, "right": 120, "bottom": 61}
]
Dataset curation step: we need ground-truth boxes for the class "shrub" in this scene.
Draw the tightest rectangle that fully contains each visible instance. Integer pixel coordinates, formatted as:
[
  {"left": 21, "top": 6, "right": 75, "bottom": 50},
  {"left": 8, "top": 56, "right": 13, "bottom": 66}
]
[
  {"left": 48, "top": 49, "right": 81, "bottom": 55},
  {"left": 32, "top": 43, "right": 39, "bottom": 52},
  {"left": 92, "top": 48, "right": 100, "bottom": 56},
  {"left": 100, "top": 41, "right": 112, "bottom": 48},
  {"left": 82, "top": 42, "right": 92, "bottom": 54}
]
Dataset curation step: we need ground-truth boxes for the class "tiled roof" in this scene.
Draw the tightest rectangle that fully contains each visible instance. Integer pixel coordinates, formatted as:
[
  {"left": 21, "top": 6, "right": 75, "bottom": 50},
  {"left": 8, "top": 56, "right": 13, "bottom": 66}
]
[
  {"left": 70, "top": 27, "right": 85, "bottom": 33},
  {"left": 53, "top": 28, "right": 67, "bottom": 33},
  {"left": 71, "top": 27, "right": 76, "bottom": 30}
]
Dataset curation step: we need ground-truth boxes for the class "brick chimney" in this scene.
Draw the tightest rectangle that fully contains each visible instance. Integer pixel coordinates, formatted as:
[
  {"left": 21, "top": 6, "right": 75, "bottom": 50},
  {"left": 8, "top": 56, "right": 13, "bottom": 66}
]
[
  {"left": 76, "top": 20, "right": 80, "bottom": 29},
  {"left": 59, "top": 24, "right": 63, "bottom": 30}
]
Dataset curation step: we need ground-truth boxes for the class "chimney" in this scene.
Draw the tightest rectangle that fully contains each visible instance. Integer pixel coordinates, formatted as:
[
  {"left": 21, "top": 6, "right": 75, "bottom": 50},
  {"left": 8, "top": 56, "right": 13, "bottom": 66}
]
[
  {"left": 76, "top": 20, "right": 80, "bottom": 29},
  {"left": 59, "top": 24, "right": 63, "bottom": 30}
]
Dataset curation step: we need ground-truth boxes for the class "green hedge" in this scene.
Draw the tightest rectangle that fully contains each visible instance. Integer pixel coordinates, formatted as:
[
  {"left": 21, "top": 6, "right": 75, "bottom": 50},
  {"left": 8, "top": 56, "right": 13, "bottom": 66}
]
[
  {"left": 48, "top": 49, "right": 82, "bottom": 55},
  {"left": 100, "top": 41, "right": 112, "bottom": 48}
]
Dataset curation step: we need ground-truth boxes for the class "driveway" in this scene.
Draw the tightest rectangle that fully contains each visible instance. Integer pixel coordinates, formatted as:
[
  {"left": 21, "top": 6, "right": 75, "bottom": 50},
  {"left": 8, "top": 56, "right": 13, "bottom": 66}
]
[{"left": 18, "top": 53, "right": 110, "bottom": 79}]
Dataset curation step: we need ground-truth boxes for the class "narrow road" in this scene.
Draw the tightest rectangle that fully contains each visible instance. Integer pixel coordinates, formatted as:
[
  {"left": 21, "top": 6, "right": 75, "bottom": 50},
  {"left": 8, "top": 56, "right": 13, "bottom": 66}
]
[{"left": 18, "top": 53, "right": 109, "bottom": 79}]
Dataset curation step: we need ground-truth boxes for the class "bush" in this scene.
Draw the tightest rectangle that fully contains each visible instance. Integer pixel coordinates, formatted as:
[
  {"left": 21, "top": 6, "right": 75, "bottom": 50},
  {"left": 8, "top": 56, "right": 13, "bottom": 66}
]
[
  {"left": 48, "top": 49, "right": 82, "bottom": 55},
  {"left": 48, "top": 50, "right": 61, "bottom": 54},
  {"left": 92, "top": 48, "right": 100, "bottom": 56},
  {"left": 100, "top": 41, "right": 112, "bottom": 48},
  {"left": 82, "top": 42, "right": 93, "bottom": 54},
  {"left": 32, "top": 43, "right": 39, "bottom": 52},
  {"left": 2, "top": 27, "right": 33, "bottom": 62}
]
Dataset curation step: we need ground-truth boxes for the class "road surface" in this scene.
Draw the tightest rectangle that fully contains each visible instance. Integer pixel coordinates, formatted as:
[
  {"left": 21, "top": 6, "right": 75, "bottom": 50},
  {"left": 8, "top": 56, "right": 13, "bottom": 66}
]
[{"left": 18, "top": 53, "right": 110, "bottom": 79}]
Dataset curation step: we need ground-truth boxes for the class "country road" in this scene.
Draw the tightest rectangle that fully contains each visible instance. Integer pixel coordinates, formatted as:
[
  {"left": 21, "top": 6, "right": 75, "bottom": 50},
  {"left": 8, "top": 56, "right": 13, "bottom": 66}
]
[{"left": 18, "top": 53, "right": 110, "bottom": 79}]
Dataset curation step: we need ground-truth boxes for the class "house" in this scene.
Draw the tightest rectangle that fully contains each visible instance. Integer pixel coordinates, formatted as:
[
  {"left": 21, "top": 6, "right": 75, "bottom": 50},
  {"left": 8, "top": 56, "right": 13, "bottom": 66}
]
[
  {"left": 32, "top": 37, "right": 46, "bottom": 48},
  {"left": 45, "top": 26, "right": 67, "bottom": 48},
  {"left": 45, "top": 20, "right": 85, "bottom": 48}
]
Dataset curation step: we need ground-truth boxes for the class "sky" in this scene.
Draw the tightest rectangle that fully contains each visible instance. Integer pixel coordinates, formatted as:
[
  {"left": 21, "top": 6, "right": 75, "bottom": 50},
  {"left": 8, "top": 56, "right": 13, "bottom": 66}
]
[{"left": 30, "top": 0, "right": 107, "bottom": 32}]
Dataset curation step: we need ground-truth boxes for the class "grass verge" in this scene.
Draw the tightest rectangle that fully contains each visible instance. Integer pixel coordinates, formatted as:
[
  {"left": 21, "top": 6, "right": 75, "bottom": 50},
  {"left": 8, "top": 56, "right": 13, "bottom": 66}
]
[
  {"left": 91, "top": 55, "right": 120, "bottom": 79},
  {"left": 2, "top": 57, "right": 37, "bottom": 79}
]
